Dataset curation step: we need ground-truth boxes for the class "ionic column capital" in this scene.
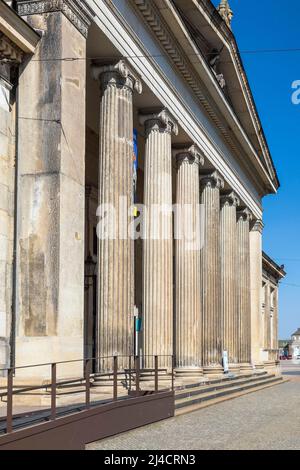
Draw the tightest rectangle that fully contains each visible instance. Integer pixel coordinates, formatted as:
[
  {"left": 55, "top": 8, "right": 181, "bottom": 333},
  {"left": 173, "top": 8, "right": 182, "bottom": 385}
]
[
  {"left": 251, "top": 219, "right": 264, "bottom": 233},
  {"left": 173, "top": 144, "right": 205, "bottom": 168},
  {"left": 140, "top": 109, "right": 178, "bottom": 136},
  {"left": 220, "top": 190, "right": 240, "bottom": 208},
  {"left": 200, "top": 170, "right": 225, "bottom": 190},
  {"left": 92, "top": 60, "right": 143, "bottom": 94},
  {"left": 237, "top": 207, "right": 253, "bottom": 223}
]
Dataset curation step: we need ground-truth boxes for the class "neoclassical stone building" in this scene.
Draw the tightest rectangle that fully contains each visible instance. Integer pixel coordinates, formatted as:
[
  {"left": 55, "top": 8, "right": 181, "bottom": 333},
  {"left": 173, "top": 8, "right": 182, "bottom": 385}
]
[
  {"left": 0, "top": 0, "right": 285, "bottom": 377},
  {"left": 261, "top": 253, "right": 286, "bottom": 366}
]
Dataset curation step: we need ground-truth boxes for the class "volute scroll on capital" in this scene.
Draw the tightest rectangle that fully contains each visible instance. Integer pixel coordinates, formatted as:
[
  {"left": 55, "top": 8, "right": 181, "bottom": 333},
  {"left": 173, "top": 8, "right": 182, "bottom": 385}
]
[
  {"left": 200, "top": 170, "right": 225, "bottom": 190},
  {"left": 236, "top": 207, "right": 253, "bottom": 223},
  {"left": 220, "top": 190, "right": 240, "bottom": 208},
  {"left": 251, "top": 219, "right": 264, "bottom": 234},
  {"left": 173, "top": 144, "right": 205, "bottom": 168},
  {"left": 139, "top": 109, "right": 179, "bottom": 136},
  {"left": 92, "top": 60, "right": 143, "bottom": 94}
]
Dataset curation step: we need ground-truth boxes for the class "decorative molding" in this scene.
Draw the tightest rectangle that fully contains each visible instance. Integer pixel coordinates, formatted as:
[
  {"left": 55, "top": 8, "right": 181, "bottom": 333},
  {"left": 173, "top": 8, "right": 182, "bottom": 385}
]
[
  {"left": 132, "top": 0, "right": 277, "bottom": 188},
  {"left": 217, "top": 0, "right": 233, "bottom": 29},
  {"left": 92, "top": 60, "right": 143, "bottom": 94},
  {"left": 262, "top": 252, "right": 286, "bottom": 280},
  {"left": 131, "top": 0, "right": 244, "bottom": 157},
  {"left": 200, "top": 170, "right": 225, "bottom": 190},
  {"left": 140, "top": 108, "right": 178, "bottom": 136},
  {"left": 0, "top": 33, "right": 23, "bottom": 63},
  {"left": 196, "top": 0, "right": 276, "bottom": 184},
  {"left": 173, "top": 144, "right": 205, "bottom": 168},
  {"left": 16, "top": 0, "right": 95, "bottom": 38}
]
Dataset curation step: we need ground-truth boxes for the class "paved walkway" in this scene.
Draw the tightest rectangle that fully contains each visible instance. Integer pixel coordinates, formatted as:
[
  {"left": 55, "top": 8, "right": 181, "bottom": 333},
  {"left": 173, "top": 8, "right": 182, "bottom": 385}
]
[{"left": 87, "top": 362, "right": 300, "bottom": 450}]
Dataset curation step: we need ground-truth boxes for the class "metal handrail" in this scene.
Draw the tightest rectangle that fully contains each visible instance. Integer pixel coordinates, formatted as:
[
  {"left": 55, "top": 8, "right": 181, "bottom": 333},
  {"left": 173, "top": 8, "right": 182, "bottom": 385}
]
[
  {"left": 0, "top": 354, "right": 174, "bottom": 373},
  {"left": 0, "top": 354, "right": 174, "bottom": 435}
]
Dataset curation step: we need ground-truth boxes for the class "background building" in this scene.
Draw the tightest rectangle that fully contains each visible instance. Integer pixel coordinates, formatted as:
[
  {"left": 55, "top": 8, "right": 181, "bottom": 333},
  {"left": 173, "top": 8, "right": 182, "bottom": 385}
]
[
  {"left": 286, "top": 329, "right": 300, "bottom": 359},
  {"left": 261, "top": 253, "right": 286, "bottom": 366}
]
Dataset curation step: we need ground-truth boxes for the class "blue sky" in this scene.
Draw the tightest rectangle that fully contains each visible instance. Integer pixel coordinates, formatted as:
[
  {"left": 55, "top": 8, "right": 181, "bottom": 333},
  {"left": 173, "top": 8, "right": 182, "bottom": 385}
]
[{"left": 212, "top": 0, "right": 300, "bottom": 338}]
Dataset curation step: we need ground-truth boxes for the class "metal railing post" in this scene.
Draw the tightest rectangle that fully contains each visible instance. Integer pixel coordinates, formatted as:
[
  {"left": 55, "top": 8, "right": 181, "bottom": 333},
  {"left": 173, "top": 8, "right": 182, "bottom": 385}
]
[
  {"left": 171, "top": 355, "right": 175, "bottom": 391},
  {"left": 6, "top": 368, "right": 13, "bottom": 433},
  {"left": 129, "top": 355, "right": 132, "bottom": 392},
  {"left": 135, "top": 356, "right": 140, "bottom": 394},
  {"left": 51, "top": 363, "right": 57, "bottom": 420},
  {"left": 154, "top": 355, "right": 158, "bottom": 393},
  {"left": 85, "top": 359, "right": 91, "bottom": 409},
  {"left": 113, "top": 356, "right": 118, "bottom": 401}
]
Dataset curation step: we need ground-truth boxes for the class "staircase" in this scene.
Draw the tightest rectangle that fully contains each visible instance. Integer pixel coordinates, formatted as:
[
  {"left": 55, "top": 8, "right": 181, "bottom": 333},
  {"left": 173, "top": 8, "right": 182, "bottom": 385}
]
[{"left": 175, "top": 371, "right": 287, "bottom": 415}]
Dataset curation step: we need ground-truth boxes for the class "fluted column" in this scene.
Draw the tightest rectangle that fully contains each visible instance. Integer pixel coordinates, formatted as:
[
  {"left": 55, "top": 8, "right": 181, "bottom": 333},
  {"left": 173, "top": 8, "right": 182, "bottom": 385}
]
[
  {"left": 200, "top": 171, "right": 224, "bottom": 375},
  {"left": 236, "top": 208, "right": 253, "bottom": 370},
  {"left": 250, "top": 219, "right": 264, "bottom": 367},
  {"left": 141, "top": 110, "right": 178, "bottom": 369},
  {"left": 174, "top": 145, "right": 204, "bottom": 375},
  {"left": 220, "top": 191, "right": 240, "bottom": 369},
  {"left": 93, "top": 61, "right": 142, "bottom": 369}
]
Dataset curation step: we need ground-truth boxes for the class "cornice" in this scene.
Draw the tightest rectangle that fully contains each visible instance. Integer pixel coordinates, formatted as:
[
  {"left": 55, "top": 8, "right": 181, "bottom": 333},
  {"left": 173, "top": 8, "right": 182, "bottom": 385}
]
[
  {"left": 16, "top": 0, "right": 95, "bottom": 38},
  {"left": 0, "top": 0, "right": 40, "bottom": 54},
  {"left": 262, "top": 252, "right": 286, "bottom": 280},
  {"left": 0, "top": 33, "right": 23, "bottom": 63},
  {"left": 131, "top": 0, "right": 247, "bottom": 162},
  {"left": 195, "top": 0, "right": 278, "bottom": 186}
]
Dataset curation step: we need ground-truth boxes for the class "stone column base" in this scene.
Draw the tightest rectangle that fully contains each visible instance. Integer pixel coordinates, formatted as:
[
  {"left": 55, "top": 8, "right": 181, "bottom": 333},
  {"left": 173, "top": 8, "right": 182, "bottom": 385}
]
[
  {"left": 239, "top": 363, "right": 254, "bottom": 374},
  {"left": 263, "top": 361, "right": 277, "bottom": 373},
  {"left": 253, "top": 362, "right": 265, "bottom": 372},
  {"left": 175, "top": 368, "right": 204, "bottom": 379},
  {"left": 203, "top": 365, "right": 224, "bottom": 377},
  {"left": 228, "top": 363, "right": 240, "bottom": 374}
]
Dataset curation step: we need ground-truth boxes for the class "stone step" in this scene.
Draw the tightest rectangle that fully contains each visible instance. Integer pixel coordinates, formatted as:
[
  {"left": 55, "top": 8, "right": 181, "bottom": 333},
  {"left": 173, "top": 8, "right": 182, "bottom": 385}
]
[
  {"left": 175, "top": 373, "right": 276, "bottom": 400},
  {"left": 175, "top": 376, "right": 284, "bottom": 411},
  {"left": 174, "top": 370, "right": 267, "bottom": 391},
  {"left": 175, "top": 377, "right": 288, "bottom": 416}
]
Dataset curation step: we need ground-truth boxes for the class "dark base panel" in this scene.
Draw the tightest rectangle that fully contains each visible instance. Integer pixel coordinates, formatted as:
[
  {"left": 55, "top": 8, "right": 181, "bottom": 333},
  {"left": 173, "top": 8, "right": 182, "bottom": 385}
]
[{"left": 0, "top": 392, "right": 174, "bottom": 450}]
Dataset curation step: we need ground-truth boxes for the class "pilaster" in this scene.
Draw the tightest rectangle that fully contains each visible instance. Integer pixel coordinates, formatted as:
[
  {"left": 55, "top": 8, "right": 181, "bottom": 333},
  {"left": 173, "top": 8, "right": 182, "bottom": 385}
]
[
  {"left": 250, "top": 219, "right": 264, "bottom": 366},
  {"left": 15, "top": 0, "right": 92, "bottom": 376},
  {"left": 17, "top": 0, "right": 94, "bottom": 38}
]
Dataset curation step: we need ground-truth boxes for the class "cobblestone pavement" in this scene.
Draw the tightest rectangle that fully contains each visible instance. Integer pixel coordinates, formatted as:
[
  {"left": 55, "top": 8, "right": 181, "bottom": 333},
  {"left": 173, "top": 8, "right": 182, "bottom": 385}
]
[{"left": 87, "top": 362, "right": 300, "bottom": 450}]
